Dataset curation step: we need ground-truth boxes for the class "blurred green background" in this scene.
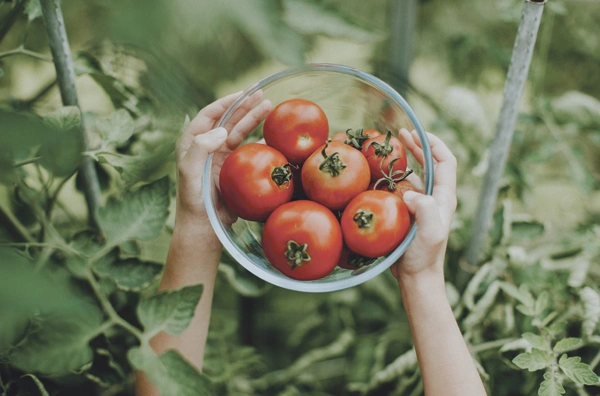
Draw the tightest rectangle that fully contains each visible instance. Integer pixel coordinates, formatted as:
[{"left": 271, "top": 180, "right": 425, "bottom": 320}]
[{"left": 1, "top": 0, "right": 600, "bottom": 395}]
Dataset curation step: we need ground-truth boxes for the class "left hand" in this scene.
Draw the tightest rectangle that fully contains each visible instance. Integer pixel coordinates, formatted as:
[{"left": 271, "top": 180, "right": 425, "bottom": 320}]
[{"left": 175, "top": 91, "right": 272, "bottom": 228}]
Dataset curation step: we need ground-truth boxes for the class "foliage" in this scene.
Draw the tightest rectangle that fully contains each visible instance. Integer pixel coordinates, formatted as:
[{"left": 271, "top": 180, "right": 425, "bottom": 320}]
[{"left": 0, "top": 0, "right": 599, "bottom": 395}]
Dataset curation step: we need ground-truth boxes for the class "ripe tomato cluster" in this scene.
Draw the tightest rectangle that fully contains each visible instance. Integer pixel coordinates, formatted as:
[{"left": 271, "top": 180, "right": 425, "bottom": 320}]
[{"left": 219, "top": 99, "right": 417, "bottom": 281}]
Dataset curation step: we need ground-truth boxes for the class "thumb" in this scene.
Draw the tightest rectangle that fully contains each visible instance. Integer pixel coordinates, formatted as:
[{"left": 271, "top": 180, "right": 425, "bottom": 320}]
[
  {"left": 180, "top": 127, "right": 228, "bottom": 169},
  {"left": 402, "top": 191, "right": 443, "bottom": 237}
]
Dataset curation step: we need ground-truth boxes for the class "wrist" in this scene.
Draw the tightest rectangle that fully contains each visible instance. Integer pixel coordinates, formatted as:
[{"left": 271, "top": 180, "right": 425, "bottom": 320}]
[{"left": 398, "top": 268, "right": 447, "bottom": 302}]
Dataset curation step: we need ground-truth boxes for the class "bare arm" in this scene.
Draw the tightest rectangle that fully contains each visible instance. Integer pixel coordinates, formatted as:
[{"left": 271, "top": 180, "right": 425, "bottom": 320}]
[
  {"left": 392, "top": 130, "right": 487, "bottom": 396},
  {"left": 136, "top": 92, "right": 271, "bottom": 395}
]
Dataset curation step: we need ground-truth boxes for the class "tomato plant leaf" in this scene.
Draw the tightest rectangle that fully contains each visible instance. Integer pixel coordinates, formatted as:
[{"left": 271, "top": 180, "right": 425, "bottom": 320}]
[
  {"left": 127, "top": 346, "right": 178, "bottom": 394},
  {"left": 98, "top": 144, "right": 173, "bottom": 184},
  {"left": 522, "top": 333, "right": 547, "bottom": 351},
  {"left": 137, "top": 284, "right": 203, "bottom": 337},
  {"left": 24, "top": 0, "right": 42, "bottom": 21},
  {"left": 512, "top": 349, "right": 553, "bottom": 372},
  {"left": 96, "top": 109, "right": 135, "bottom": 147},
  {"left": 98, "top": 177, "right": 170, "bottom": 246},
  {"left": 11, "top": 308, "right": 103, "bottom": 376},
  {"left": 551, "top": 91, "right": 600, "bottom": 129},
  {"left": 282, "top": 0, "right": 382, "bottom": 43},
  {"left": 159, "top": 350, "right": 214, "bottom": 395},
  {"left": 219, "top": 251, "right": 271, "bottom": 297},
  {"left": 93, "top": 256, "right": 162, "bottom": 291},
  {"left": 579, "top": 287, "right": 600, "bottom": 337},
  {"left": 39, "top": 107, "right": 84, "bottom": 177},
  {"left": 558, "top": 354, "right": 599, "bottom": 385},
  {"left": 538, "top": 371, "right": 565, "bottom": 396},
  {"left": 553, "top": 338, "right": 582, "bottom": 354}
]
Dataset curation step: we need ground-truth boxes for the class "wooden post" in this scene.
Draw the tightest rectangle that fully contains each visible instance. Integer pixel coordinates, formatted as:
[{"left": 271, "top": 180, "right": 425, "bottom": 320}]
[{"left": 465, "top": 0, "right": 546, "bottom": 268}]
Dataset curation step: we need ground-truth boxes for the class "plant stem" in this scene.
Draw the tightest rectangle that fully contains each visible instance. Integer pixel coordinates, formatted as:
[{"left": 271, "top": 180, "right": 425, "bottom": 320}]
[
  {"left": 0, "top": 197, "right": 35, "bottom": 243},
  {"left": 39, "top": 0, "right": 103, "bottom": 232},
  {"left": 465, "top": 0, "right": 546, "bottom": 269},
  {"left": 0, "top": 47, "right": 53, "bottom": 62},
  {"left": 85, "top": 271, "right": 144, "bottom": 339},
  {"left": 0, "top": 0, "right": 25, "bottom": 46},
  {"left": 471, "top": 338, "right": 519, "bottom": 354},
  {"left": 13, "top": 157, "right": 42, "bottom": 168}
]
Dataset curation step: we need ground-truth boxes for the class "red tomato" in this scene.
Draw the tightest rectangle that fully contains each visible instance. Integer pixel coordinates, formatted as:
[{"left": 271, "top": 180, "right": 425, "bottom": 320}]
[
  {"left": 263, "top": 99, "right": 329, "bottom": 165},
  {"left": 341, "top": 190, "right": 411, "bottom": 258},
  {"left": 219, "top": 143, "right": 294, "bottom": 222},
  {"left": 361, "top": 131, "right": 407, "bottom": 182},
  {"left": 331, "top": 129, "right": 382, "bottom": 150},
  {"left": 301, "top": 142, "right": 370, "bottom": 211},
  {"left": 262, "top": 200, "right": 343, "bottom": 280}
]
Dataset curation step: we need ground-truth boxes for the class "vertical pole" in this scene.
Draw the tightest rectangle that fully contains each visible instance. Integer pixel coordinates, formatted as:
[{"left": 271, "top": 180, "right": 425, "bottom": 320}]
[
  {"left": 465, "top": 0, "right": 546, "bottom": 267},
  {"left": 39, "top": 0, "right": 103, "bottom": 231},
  {"left": 388, "top": 0, "right": 418, "bottom": 96}
]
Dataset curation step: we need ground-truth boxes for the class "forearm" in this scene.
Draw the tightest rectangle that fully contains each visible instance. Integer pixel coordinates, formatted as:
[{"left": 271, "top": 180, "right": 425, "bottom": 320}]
[
  {"left": 150, "top": 216, "right": 221, "bottom": 369},
  {"left": 399, "top": 269, "right": 486, "bottom": 396}
]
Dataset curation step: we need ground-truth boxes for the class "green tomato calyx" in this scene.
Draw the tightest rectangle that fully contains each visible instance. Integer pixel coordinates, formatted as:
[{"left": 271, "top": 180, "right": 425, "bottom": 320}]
[
  {"left": 353, "top": 209, "right": 374, "bottom": 228},
  {"left": 365, "top": 130, "right": 393, "bottom": 157},
  {"left": 271, "top": 163, "right": 293, "bottom": 186},
  {"left": 285, "top": 240, "right": 311, "bottom": 270},
  {"left": 319, "top": 142, "right": 347, "bottom": 177}
]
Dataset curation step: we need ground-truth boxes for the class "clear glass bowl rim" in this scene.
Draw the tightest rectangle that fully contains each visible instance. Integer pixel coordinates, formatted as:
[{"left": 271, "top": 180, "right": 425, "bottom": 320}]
[{"left": 203, "top": 63, "right": 434, "bottom": 293}]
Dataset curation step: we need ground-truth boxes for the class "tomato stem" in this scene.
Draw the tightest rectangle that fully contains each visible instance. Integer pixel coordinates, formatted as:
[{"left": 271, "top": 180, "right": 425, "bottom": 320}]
[
  {"left": 353, "top": 209, "right": 373, "bottom": 228},
  {"left": 344, "top": 128, "right": 372, "bottom": 150},
  {"left": 319, "top": 142, "right": 347, "bottom": 176},
  {"left": 271, "top": 163, "right": 293, "bottom": 186},
  {"left": 373, "top": 159, "right": 413, "bottom": 192},
  {"left": 285, "top": 240, "right": 311, "bottom": 270},
  {"left": 365, "top": 130, "right": 393, "bottom": 157}
]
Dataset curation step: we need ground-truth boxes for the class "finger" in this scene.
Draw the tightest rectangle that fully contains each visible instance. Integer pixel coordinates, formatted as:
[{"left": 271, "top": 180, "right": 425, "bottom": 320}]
[
  {"left": 188, "top": 91, "right": 243, "bottom": 136},
  {"left": 222, "top": 91, "right": 264, "bottom": 133},
  {"left": 227, "top": 99, "right": 272, "bottom": 150},
  {"left": 424, "top": 133, "right": 457, "bottom": 212},
  {"left": 177, "top": 92, "right": 242, "bottom": 161},
  {"left": 178, "top": 127, "right": 228, "bottom": 179},
  {"left": 399, "top": 128, "right": 425, "bottom": 166}
]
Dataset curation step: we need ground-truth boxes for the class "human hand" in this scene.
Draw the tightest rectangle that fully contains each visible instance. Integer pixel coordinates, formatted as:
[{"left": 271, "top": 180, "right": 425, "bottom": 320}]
[
  {"left": 390, "top": 129, "right": 458, "bottom": 282},
  {"left": 175, "top": 91, "right": 272, "bottom": 229}
]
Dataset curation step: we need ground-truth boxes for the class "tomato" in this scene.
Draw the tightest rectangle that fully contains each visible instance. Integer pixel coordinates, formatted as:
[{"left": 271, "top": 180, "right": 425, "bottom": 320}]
[
  {"left": 301, "top": 142, "right": 370, "bottom": 211},
  {"left": 331, "top": 129, "right": 382, "bottom": 150},
  {"left": 340, "top": 190, "right": 411, "bottom": 258},
  {"left": 263, "top": 99, "right": 329, "bottom": 165},
  {"left": 361, "top": 131, "right": 407, "bottom": 182},
  {"left": 262, "top": 200, "right": 343, "bottom": 280},
  {"left": 219, "top": 143, "right": 294, "bottom": 222},
  {"left": 370, "top": 166, "right": 418, "bottom": 199}
]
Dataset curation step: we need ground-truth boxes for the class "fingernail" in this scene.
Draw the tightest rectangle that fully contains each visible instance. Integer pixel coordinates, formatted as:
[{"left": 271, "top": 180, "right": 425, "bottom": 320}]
[
  {"left": 402, "top": 190, "right": 417, "bottom": 203},
  {"left": 212, "top": 127, "right": 228, "bottom": 140}
]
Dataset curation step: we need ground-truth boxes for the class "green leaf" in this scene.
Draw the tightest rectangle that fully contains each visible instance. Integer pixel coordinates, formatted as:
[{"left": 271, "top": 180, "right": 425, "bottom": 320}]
[
  {"left": 538, "top": 371, "right": 565, "bottom": 396},
  {"left": 96, "top": 109, "right": 135, "bottom": 146},
  {"left": 512, "top": 349, "right": 553, "bottom": 372},
  {"left": 552, "top": 91, "right": 600, "bottom": 129},
  {"left": 219, "top": 251, "right": 271, "bottom": 297},
  {"left": 98, "top": 177, "right": 170, "bottom": 246},
  {"left": 98, "top": 143, "right": 174, "bottom": 183},
  {"left": 24, "top": 0, "right": 42, "bottom": 21},
  {"left": 226, "top": 0, "right": 306, "bottom": 66},
  {"left": 128, "top": 346, "right": 178, "bottom": 395},
  {"left": 93, "top": 255, "right": 162, "bottom": 291},
  {"left": 580, "top": 287, "right": 600, "bottom": 337},
  {"left": 282, "top": 0, "right": 382, "bottom": 42},
  {"left": 511, "top": 220, "right": 545, "bottom": 240},
  {"left": 39, "top": 107, "right": 84, "bottom": 176},
  {"left": 11, "top": 307, "right": 103, "bottom": 375},
  {"left": 553, "top": 338, "right": 582, "bottom": 354},
  {"left": 159, "top": 350, "right": 213, "bottom": 395},
  {"left": 558, "top": 354, "right": 599, "bottom": 385},
  {"left": 137, "top": 284, "right": 203, "bottom": 337},
  {"left": 522, "top": 333, "right": 547, "bottom": 351}
]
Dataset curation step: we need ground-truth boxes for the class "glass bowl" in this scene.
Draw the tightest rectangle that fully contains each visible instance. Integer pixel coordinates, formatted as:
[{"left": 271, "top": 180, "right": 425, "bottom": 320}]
[{"left": 203, "top": 63, "right": 434, "bottom": 293}]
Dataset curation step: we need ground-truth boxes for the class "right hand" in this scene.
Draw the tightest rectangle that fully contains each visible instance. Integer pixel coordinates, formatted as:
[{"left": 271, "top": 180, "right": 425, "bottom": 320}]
[{"left": 390, "top": 129, "right": 458, "bottom": 282}]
